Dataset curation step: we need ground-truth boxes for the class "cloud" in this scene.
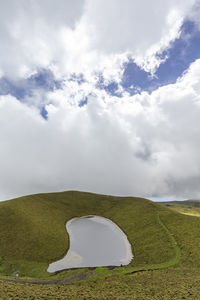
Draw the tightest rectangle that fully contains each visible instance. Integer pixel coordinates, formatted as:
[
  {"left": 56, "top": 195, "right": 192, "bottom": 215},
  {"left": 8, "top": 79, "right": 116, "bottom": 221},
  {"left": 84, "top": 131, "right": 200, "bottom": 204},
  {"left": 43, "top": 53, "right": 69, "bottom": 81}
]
[
  {"left": 188, "top": 0, "right": 200, "bottom": 28},
  {"left": 0, "top": 1, "right": 200, "bottom": 201},
  {"left": 0, "top": 0, "right": 85, "bottom": 79},
  {"left": 83, "top": 0, "right": 196, "bottom": 72},
  {"left": 0, "top": 0, "right": 196, "bottom": 81},
  {"left": 0, "top": 58, "right": 200, "bottom": 200}
]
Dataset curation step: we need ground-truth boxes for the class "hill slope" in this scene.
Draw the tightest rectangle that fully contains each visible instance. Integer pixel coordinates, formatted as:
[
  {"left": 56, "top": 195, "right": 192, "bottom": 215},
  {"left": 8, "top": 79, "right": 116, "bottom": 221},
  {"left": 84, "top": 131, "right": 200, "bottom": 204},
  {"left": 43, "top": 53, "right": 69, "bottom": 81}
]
[
  {"left": 0, "top": 191, "right": 200, "bottom": 299},
  {"left": 160, "top": 199, "right": 200, "bottom": 217},
  {"left": 0, "top": 191, "right": 176, "bottom": 278}
]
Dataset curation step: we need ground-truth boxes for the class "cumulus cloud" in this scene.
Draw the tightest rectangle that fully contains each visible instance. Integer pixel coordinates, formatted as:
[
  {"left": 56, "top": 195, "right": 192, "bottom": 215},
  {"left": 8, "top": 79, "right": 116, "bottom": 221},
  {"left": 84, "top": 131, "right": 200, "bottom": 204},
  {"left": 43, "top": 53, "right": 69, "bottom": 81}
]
[
  {"left": 0, "top": 0, "right": 196, "bottom": 81},
  {"left": 0, "top": 58, "right": 200, "bottom": 200},
  {"left": 0, "top": 0, "right": 200, "bottom": 201},
  {"left": 0, "top": 0, "right": 85, "bottom": 79},
  {"left": 83, "top": 0, "right": 196, "bottom": 72}
]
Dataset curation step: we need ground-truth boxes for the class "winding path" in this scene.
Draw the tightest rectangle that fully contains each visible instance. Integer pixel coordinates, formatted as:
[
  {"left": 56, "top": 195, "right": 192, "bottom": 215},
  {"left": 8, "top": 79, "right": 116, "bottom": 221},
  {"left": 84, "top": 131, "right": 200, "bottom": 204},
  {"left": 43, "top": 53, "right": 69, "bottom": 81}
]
[{"left": 127, "top": 212, "right": 181, "bottom": 275}]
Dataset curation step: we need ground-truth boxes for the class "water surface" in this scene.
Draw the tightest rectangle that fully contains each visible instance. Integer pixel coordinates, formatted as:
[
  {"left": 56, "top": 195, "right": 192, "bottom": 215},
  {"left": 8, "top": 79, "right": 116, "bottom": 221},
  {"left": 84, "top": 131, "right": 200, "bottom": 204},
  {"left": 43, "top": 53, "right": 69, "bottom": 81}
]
[{"left": 47, "top": 216, "right": 133, "bottom": 272}]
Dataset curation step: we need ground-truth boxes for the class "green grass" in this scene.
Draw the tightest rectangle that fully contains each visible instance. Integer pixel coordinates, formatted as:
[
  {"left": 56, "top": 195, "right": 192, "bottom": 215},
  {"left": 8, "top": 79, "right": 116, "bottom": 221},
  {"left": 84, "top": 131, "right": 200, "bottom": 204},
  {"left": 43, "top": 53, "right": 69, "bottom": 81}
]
[
  {"left": 0, "top": 191, "right": 200, "bottom": 299},
  {"left": 0, "top": 191, "right": 176, "bottom": 279},
  {"left": 160, "top": 200, "right": 200, "bottom": 217}
]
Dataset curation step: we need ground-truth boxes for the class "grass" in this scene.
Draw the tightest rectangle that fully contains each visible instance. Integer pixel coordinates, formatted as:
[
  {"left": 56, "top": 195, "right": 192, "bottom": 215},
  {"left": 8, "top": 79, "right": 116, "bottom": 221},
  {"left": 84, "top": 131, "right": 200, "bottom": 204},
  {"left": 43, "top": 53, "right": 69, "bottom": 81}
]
[
  {"left": 0, "top": 191, "right": 200, "bottom": 299},
  {"left": 160, "top": 200, "right": 200, "bottom": 217}
]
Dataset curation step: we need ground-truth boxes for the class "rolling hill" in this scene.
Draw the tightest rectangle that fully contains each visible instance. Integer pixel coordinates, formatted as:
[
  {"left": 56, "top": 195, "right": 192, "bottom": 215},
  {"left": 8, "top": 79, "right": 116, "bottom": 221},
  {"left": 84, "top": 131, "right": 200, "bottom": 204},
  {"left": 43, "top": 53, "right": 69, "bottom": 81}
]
[
  {"left": 160, "top": 199, "right": 200, "bottom": 217},
  {"left": 0, "top": 191, "right": 200, "bottom": 299}
]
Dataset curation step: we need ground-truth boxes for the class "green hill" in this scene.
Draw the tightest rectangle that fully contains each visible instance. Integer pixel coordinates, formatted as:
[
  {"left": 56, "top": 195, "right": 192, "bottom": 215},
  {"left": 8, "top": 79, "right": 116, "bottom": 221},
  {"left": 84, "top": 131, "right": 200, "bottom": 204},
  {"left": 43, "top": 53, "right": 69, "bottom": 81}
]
[
  {"left": 160, "top": 199, "right": 200, "bottom": 217},
  {"left": 0, "top": 191, "right": 200, "bottom": 299}
]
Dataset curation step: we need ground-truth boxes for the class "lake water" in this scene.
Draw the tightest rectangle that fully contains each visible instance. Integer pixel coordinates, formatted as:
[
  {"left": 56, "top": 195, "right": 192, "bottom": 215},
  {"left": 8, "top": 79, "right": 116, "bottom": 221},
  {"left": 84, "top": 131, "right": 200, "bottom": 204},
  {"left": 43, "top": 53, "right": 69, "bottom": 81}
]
[{"left": 47, "top": 216, "right": 133, "bottom": 273}]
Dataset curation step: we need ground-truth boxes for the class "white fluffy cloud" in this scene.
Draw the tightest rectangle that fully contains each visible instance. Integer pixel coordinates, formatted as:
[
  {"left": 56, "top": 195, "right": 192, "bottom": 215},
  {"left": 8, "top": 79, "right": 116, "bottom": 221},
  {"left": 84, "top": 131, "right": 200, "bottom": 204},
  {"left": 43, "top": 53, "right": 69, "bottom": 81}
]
[
  {"left": 83, "top": 0, "right": 196, "bottom": 72},
  {"left": 0, "top": 0, "right": 85, "bottom": 79},
  {"left": 0, "top": 59, "right": 200, "bottom": 200},
  {"left": 0, "top": 0, "right": 200, "bottom": 201},
  {"left": 0, "top": 0, "right": 196, "bottom": 80}
]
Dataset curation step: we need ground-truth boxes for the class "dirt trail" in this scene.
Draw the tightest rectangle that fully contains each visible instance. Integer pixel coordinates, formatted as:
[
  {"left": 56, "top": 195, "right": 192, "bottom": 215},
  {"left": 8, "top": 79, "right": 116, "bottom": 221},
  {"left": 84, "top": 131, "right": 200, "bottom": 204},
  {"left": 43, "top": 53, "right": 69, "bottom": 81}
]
[{"left": 0, "top": 271, "right": 95, "bottom": 285}]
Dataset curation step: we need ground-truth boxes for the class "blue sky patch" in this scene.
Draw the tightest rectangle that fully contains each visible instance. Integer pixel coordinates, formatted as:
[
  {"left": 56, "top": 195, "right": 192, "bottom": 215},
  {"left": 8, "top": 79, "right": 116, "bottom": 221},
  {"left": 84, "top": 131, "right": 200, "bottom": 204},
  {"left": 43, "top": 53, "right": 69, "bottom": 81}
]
[
  {"left": 69, "top": 73, "right": 86, "bottom": 85},
  {"left": 120, "top": 20, "right": 200, "bottom": 95},
  {"left": 0, "top": 77, "right": 28, "bottom": 99},
  {"left": 96, "top": 74, "right": 122, "bottom": 97},
  {"left": 40, "top": 106, "right": 48, "bottom": 120},
  {"left": 0, "top": 69, "right": 62, "bottom": 100},
  {"left": 0, "top": 69, "right": 62, "bottom": 119},
  {"left": 79, "top": 97, "right": 88, "bottom": 107},
  {"left": 1, "top": 19, "right": 200, "bottom": 110}
]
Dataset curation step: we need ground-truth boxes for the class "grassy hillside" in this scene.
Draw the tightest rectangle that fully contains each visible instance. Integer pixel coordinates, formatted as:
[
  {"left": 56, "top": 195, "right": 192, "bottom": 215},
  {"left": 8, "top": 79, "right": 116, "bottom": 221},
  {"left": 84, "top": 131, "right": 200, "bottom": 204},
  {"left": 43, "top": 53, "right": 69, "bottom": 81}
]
[
  {"left": 160, "top": 200, "right": 200, "bottom": 217},
  {"left": 0, "top": 191, "right": 200, "bottom": 299},
  {"left": 0, "top": 191, "right": 175, "bottom": 278}
]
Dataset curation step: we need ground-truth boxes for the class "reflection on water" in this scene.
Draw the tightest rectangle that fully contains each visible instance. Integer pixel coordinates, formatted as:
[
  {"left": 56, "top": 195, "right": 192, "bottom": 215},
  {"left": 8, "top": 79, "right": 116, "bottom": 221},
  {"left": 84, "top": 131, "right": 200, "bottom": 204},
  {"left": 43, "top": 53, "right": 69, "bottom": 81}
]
[{"left": 47, "top": 216, "right": 133, "bottom": 273}]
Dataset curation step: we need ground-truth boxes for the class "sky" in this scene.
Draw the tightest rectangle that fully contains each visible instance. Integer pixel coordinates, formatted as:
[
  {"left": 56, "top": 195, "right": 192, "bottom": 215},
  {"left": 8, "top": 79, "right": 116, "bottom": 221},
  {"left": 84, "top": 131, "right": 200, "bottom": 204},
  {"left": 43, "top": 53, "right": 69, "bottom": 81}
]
[{"left": 0, "top": 0, "right": 200, "bottom": 201}]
